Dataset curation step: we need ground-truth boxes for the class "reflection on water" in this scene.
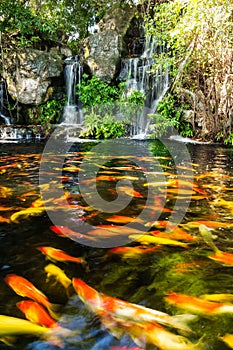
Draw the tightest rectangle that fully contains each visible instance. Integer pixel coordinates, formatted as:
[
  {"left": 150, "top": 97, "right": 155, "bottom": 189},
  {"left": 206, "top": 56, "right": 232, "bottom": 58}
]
[{"left": 0, "top": 140, "right": 233, "bottom": 349}]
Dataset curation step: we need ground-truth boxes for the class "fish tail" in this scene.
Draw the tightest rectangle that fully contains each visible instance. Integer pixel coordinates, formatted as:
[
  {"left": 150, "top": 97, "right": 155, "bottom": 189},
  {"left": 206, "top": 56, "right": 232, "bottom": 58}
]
[
  {"left": 199, "top": 224, "right": 219, "bottom": 253},
  {"left": 66, "top": 284, "right": 75, "bottom": 298},
  {"left": 47, "top": 303, "right": 62, "bottom": 321},
  {"left": 171, "top": 314, "right": 198, "bottom": 334}
]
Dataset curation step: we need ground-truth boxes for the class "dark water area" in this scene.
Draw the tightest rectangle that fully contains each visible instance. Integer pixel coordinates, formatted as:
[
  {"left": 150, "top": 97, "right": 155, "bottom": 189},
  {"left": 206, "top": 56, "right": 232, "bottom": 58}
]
[{"left": 0, "top": 138, "right": 233, "bottom": 350}]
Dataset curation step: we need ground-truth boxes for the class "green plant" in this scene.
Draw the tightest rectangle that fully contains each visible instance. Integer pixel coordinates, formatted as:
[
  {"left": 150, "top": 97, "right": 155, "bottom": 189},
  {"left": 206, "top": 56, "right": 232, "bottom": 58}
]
[
  {"left": 151, "top": 93, "right": 193, "bottom": 137},
  {"left": 80, "top": 112, "right": 126, "bottom": 139},
  {"left": 121, "top": 89, "right": 145, "bottom": 106},
  {"left": 77, "top": 74, "right": 124, "bottom": 107},
  {"left": 38, "top": 99, "right": 64, "bottom": 125}
]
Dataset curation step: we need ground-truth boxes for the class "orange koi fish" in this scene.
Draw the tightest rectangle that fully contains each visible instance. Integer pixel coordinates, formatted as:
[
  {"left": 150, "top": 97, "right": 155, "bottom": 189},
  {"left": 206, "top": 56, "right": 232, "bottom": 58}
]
[
  {"left": 0, "top": 216, "right": 10, "bottom": 223},
  {"left": 199, "top": 224, "right": 233, "bottom": 266},
  {"left": 117, "top": 186, "right": 144, "bottom": 198},
  {"left": 17, "top": 300, "right": 59, "bottom": 328},
  {"left": 106, "top": 215, "right": 144, "bottom": 224},
  {"left": 152, "top": 227, "right": 198, "bottom": 242},
  {"left": 72, "top": 278, "right": 196, "bottom": 333},
  {"left": 5, "top": 274, "right": 52, "bottom": 310},
  {"left": 173, "top": 260, "right": 208, "bottom": 273},
  {"left": 108, "top": 245, "right": 160, "bottom": 259},
  {"left": 37, "top": 246, "right": 84, "bottom": 264},
  {"left": 50, "top": 226, "right": 90, "bottom": 240},
  {"left": 165, "top": 292, "right": 233, "bottom": 315}
]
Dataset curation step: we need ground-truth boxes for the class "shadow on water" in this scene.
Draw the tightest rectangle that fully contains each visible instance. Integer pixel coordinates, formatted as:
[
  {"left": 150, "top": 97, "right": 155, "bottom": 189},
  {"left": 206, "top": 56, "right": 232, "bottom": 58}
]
[{"left": 0, "top": 139, "right": 233, "bottom": 349}]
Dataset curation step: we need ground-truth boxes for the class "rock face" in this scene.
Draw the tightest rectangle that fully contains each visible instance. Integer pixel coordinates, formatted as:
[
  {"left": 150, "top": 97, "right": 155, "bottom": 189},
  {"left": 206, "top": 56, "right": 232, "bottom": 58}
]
[
  {"left": 81, "top": 4, "right": 139, "bottom": 83},
  {"left": 3, "top": 48, "right": 64, "bottom": 105}
]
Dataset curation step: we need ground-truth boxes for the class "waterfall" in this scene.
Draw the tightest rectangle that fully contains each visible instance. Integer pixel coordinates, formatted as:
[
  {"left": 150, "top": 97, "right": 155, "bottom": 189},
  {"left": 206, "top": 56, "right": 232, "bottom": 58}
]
[
  {"left": 60, "top": 56, "right": 83, "bottom": 125},
  {"left": 0, "top": 81, "right": 11, "bottom": 125},
  {"left": 119, "top": 35, "right": 169, "bottom": 137}
]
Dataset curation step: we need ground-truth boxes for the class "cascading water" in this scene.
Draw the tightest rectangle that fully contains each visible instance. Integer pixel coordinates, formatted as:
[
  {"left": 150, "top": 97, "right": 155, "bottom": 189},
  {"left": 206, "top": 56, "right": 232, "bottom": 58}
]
[
  {"left": 60, "top": 56, "right": 83, "bottom": 125},
  {"left": 0, "top": 81, "right": 11, "bottom": 125},
  {"left": 119, "top": 35, "right": 169, "bottom": 137}
]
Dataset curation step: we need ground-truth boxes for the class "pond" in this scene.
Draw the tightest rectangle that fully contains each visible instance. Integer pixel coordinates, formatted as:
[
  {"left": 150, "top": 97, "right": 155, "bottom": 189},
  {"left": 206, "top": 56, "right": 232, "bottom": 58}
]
[{"left": 0, "top": 136, "right": 233, "bottom": 350}]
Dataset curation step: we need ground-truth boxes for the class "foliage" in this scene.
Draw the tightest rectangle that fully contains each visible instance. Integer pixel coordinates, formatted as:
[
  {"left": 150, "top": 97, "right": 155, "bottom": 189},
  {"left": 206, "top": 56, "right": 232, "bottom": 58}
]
[
  {"left": 150, "top": 93, "right": 193, "bottom": 137},
  {"left": 77, "top": 74, "right": 125, "bottom": 107},
  {"left": 0, "top": 0, "right": 60, "bottom": 50},
  {"left": 121, "top": 89, "right": 145, "bottom": 107},
  {"left": 77, "top": 73, "right": 147, "bottom": 139},
  {"left": 147, "top": 0, "right": 233, "bottom": 143},
  {"left": 32, "top": 98, "right": 65, "bottom": 134},
  {"left": 80, "top": 113, "right": 126, "bottom": 139}
]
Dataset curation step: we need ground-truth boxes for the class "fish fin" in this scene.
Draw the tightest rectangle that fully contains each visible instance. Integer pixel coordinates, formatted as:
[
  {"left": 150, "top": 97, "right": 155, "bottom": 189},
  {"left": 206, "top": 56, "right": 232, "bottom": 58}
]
[
  {"left": 0, "top": 336, "right": 17, "bottom": 346},
  {"left": 43, "top": 327, "right": 80, "bottom": 347},
  {"left": 66, "top": 284, "right": 75, "bottom": 298},
  {"left": 172, "top": 314, "right": 198, "bottom": 334},
  {"left": 199, "top": 224, "right": 219, "bottom": 253},
  {"left": 48, "top": 303, "right": 63, "bottom": 321}
]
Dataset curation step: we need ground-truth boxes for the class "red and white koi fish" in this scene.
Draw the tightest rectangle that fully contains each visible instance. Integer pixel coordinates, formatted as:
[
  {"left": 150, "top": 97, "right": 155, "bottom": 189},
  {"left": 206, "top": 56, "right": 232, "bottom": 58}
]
[
  {"left": 72, "top": 279, "right": 202, "bottom": 350},
  {"left": 72, "top": 278, "right": 196, "bottom": 333}
]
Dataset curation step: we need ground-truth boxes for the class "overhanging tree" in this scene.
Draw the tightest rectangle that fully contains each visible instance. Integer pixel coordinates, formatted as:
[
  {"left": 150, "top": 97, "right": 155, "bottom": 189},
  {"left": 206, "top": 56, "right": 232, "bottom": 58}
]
[{"left": 148, "top": 0, "right": 233, "bottom": 143}]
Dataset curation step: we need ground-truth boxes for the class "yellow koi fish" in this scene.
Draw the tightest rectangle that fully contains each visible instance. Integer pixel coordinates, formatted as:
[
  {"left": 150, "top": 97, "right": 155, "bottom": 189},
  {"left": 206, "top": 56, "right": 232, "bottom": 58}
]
[
  {"left": 219, "top": 334, "right": 233, "bottom": 349},
  {"left": 0, "top": 315, "right": 49, "bottom": 337},
  {"left": 199, "top": 224, "right": 233, "bottom": 266},
  {"left": 45, "top": 264, "right": 72, "bottom": 289},
  {"left": 129, "top": 234, "right": 188, "bottom": 248},
  {"left": 10, "top": 207, "right": 44, "bottom": 223},
  {"left": 200, "top": 294, "right": 233, "bottom": 303}
]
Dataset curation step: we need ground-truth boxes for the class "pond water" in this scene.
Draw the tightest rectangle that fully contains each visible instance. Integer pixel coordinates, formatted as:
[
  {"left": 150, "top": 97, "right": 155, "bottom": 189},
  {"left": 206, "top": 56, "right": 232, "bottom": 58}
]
[{"left": 0, "top": 138, "right": 233, "bottom": 350}]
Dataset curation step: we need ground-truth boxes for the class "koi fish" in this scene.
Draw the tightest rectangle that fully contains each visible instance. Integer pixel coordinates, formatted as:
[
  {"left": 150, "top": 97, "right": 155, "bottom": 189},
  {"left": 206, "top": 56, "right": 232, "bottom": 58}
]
[
  {"left": 10, "top": 207, "right": 45, "bottom": 223},
  {"left": 129, "top": 234, "right": 188, "bottom": 248},
  {"left": 0, "top": 186, "right": 13, "bottom": 198},
  {"left": 117, "top": 186, "right": 144, "bottom": 198},
  {"left": 72, "top": 278, "right": 196, "bottom": 333},
  {"left": 199, "top": 224, "right": 233, "bottom": 266},
  {"left": 219, "top": 334, "right": 233, "bottom": 349},
  {"left": 17, "top": 300, "right": 59, "bottom": 328},
  {"left": 183, "top": 220, "right": 233, "bottom": 229},
  {"left": 110, "top": 347, "right": 143, "bottom": 350},
  {"left": 50, "top": 225, "right": 91, "bottom": 241},
  {"left": 5, "top": 274, "right": 53, "bottom": 311},
  {"left": 45, "top": 264, "right": 72, "bottom": 289},
  {"left": 108, "top": 245, "right": 160, "bottom": 259},
  {"left": 200, "top": 294, "right": 233, "bottom": 303},
  {"left": 114, "top": 319, "right": 204, "bottom": 350},
  {"left": 152, "top": 227, "right": 198, "bottom": 241},
  {"left": 0, "top": 315, "right": 49, "bottom": 337},
  {"left": 37, "top": 246, "right": 84, "bottom": 264},
  {"left": 165, "top": 292, "right": 233, "bottom": 315},
  {"left": 211, "top": 198, "right": 233, "bottom": 213},
  {"left": 106, "top": 215, "right": 144, "bottom": 224},
  {"left": 173, "top": 260, "right": 209, "bottom": 273}
]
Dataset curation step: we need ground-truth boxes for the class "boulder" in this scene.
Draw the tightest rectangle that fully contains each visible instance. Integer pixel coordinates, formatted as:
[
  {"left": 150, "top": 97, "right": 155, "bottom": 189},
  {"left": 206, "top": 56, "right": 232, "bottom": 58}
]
[
  {"left": 81, "top": 4, "right": 139, "bottom": 83},
  {"left": 3, "top": 48, "right": 63, "bottom": 105}
]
